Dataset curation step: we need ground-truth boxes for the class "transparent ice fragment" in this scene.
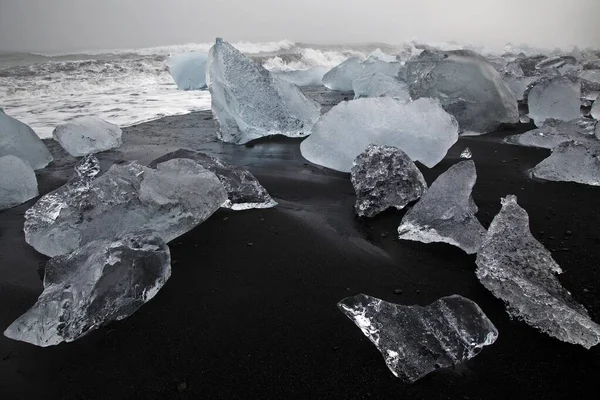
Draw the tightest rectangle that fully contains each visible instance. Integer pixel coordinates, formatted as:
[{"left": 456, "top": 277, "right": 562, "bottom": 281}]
[
  {"left": 505, "top": 118, "right": 597, "bottom": 149},
  {"left": 527, "top": 77, "right": 581, "bottom": 127},
  {"left": 531, "top": 141, "right": 600, "bottom": 186},
  {"left": 53, "top": 117, "right": 122, "bottom": 157},
  {"left": 166, "top": 52, "right": 208, "bottom": 90},
  {"left": 0, "top": 155, "right": 38, "bottom": 210},
  {"left": 352, "top": 73, "right": 411, "bottom": 101},
  {"left": 460, "top": 148, "right": 472, "bottom": 159},
  {"left": 322, "top": 57, "right": 402, "bottom": 91},
  {"left": 0, "top": 109, "right": 53, "bottom": 170}
]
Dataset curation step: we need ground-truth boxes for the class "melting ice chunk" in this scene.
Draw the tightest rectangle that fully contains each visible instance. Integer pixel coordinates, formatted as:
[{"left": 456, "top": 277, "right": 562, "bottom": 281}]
[
  {"left": 0, "top": 155, "right": 38, "bottom": 210},
  {"left": 460, "top": 147, "right": 473, "bottom": 159},
  {"left": 322, "top": 57, "right": 402, "bottom": 91},
  {"left": 300, "top": 97, "right": 458, "bottom": 172},
  {"left": 149, "top": 149, "right": 277, "bottom": 210},
  {"left": 527, "top": 77, "right": 581, "bottom": 127},
  {"left": 207, "top": 38, "right": 321, "bottom": 144},
  {"left": 397, "top": 160, "right": 486, "bottom": 254},
  {"left": 476, "top": 195, "right": 600, "bottom": 348},
  {"left": 53, "top": 117, "right": 122, "bottom": 157},
  {"left": 531, "top": 141, "right": 600, "bottom": 186},
  {"left": 0, "top": 109, "right": 53, "bottom": 170},
  {"left": 338, "top": 294, "right": 498, "bottom": 383},
  {"left": 352, "top": 73, "right": 411, "bottom": 101},
  {"left": 351, "top": 144, "right": 427, "bottom": 217},
  {"left": 505, "top": 118, "right": 598, "bottom": 149},
  {"left": 166, "top": 52, "right": 208, "bottom": 90},
  {"left": 4, "top": 231, "right": 171, "bottom": 347}
]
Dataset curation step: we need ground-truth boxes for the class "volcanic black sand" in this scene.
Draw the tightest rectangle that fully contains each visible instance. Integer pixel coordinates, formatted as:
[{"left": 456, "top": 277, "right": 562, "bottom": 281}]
[{"left": 1, "top": 88, "right": 599, "bottom": 399}]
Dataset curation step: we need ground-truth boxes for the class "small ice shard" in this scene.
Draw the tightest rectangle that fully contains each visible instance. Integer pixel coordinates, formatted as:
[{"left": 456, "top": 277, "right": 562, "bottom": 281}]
[
  {"left": 301, "top": 97, "right": 458, "bottom": 172},
  {"left": 207, "top": 38, "right": 321, "bottom": 144},
  {"left": 352, "top": 73, "right": 411, "bottom": 101},
  {"left": 405, "top": 49, "right": 519, "bottom": 133},
  {"left": 531, "top": 141, "right": 600, "bottom": 186},
  {"left": 0, "top": 155, "right": 38, "bottom": 210},
  {"left": 166, "top": 52, "right": 208, "bottom": 90},
  {"left": 460, "top": 148, "right": 472, "bottom": 159},
  {"left": 505, "top": 118, "right": 597, "bottom": 149},
  {"left": 520, "top": 115, "right": 531, "bottom": 124},
  {"left": 476, "top": 195, "right": 600, "bottom": 348},
  {"left": 53, "top": 117, "right": 122, "bottom": 157},
  {"left": 527, "top": 77, "right": 581, "bottom": 127},
  {"left": 591, "top": 101, "right": 600, "bottom": 120},
  {"left": 338, "top": 294, "right": 498, "bottom": 383},
  {"left": 24, "top": 159, "right": 227, "bottom": 257},
  {"left": 4, "top": 231, "right": 171, "bottom": 347},
  {"left": 351, "top": 144, "right": 427, "bottom": 218},
  {"left": 397, "top": 160, "right": 486, "bottom": 254},
  {"left": 322, "top": 57, "right": 402, "bottom": 91},
  {"left": 149, "top": 149, "right": 277, "bottom": 210},
  {"left": 74, "top": 154, "right": 101, "bottom": 180},
  {"left": 0, "top": 109, "right": 53, "bottom": 170}
]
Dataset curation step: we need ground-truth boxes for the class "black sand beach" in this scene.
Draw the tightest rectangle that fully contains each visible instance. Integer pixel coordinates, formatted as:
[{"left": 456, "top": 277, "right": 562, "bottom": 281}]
[{"left": 1, "top": 88, "right": 599, "bottom": 399}]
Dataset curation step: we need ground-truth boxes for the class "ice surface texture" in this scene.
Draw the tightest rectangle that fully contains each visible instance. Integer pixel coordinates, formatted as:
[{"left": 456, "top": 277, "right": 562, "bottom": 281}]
[
  {"left": 527, "top": 77, "right": 581, "bottom": 127},
  {"left": 398, "top": 160, "right": 486, "bottom": 254},
  {"left": 476, "top": 195, "right": 600, "bottom": 348},
  {"left": 405, "top": 50, "right": 519, "bottom": 133},
  {"left": 207, "top": 38, "right": 321, "bottom": 144},
  {"left": 149, "top": 149, "right": 277, "bottom": 210},
  {"left": 352, "top": 73, "right": 411, "bottom": 101},
  {"left": 300, "top": 97, "right": 458, "bottom": 172},
  {"left": 322, "top": 57, "right": 402, "bottom": 91},
  {"left": 53, "top": 117, "right": 122, "bottom": 157},
  {"left": 338, "top": 294, "right": 498, "bottom": 383},
  {"left": 166, "top": 52, "right": 208, "bottom": 90},
  {"left": 505, "top": 118, "right": 598, "bottom": 149},
  {"left": 24, "top": 157, "right": 227, "bottom": 257},
  {"left": 351, "top": 144, "right": 426, "bottom": 217},
  {"left": 0, "top": 155, "right": 38, "bottom": 210},
  {"left": 0, "top": 109, "right": 52, "bottom": 170},
  {"left": 531, "top": 141, "right": 600, "bottom": 186},
  {"left": 4, "top": 231, "right": 171, "bottom": 347},
  {"left": 591, "top": 100, "right": 600, "bottom": 120}
]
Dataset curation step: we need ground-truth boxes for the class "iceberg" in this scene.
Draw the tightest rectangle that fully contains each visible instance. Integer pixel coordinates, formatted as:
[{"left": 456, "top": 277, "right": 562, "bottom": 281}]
[
  {"left": 207, "top": 38, "right": 321, "bottom": 144},
  {"left": 397, "top": 160, "right": 486, "bottom": 254},
  {"left": 338, "top": 294, "right": 498, "bottom": 383},
  {"left": 405, "top": 50, "right": 519, "bottom": 133},
  {"left": 527, "top": 77, "right": 581, "bottom": 127},
  {"left": 505, "top": 118, "right": 598, "bottom": 149},
  {"left": 0, "top": 155, "right": 38, "bottom": 210},
  {"left": 53, "top": 117, "right": 122, "bottom": 157},
  {"left": 352, "top": 73, "right": 410, "bottom": 101},
  {"left": 351, "top": 144, "right": 427, "bottom": 218},
  {"left": 24, "top": 158, "right": 227, "bottom": 257},
  {"left": 300, "top": 97, "right": 458, "bottom": 172},
  {"left": 149, "top": 149, "right": 277, "bottom": 210},
  {"left": 166, "top": 52, "right": 208, "bottom": 90},
  {"left": 476, "top": 195, "right": 600, "bottom": 348},
  {"left": 4, "top": 231, "right": 171, "bottom": 347},
  {"left": 531, "top": 141, "right": 600, "bottom": 186},
  {"left": 322, "top": 57, "right": 402, "bottom": 91},
  {"left": 0, "top": 109, "right": 53, "bottom": 170}
]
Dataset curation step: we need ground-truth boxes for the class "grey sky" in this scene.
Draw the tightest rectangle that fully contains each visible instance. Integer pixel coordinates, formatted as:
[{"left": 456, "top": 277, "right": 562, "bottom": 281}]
[{"left": 1, "top": 0, "right": 599, "bottom": 52}]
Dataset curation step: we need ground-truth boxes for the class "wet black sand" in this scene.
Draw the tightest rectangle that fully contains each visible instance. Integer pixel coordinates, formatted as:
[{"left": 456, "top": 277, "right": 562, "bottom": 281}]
[{"left": 1, "top": 88, "right": 599, "bottom": 399}]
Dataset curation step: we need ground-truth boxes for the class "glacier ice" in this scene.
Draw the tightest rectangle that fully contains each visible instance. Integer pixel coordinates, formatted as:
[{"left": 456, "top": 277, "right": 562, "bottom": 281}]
[
  {"left": 24, "top": 158, "right": 227, "bottom": 257},
  {"left": 591, "top": 100, "right": 600, "bottom": 120},
  {"left": 300, "top": 97, "right": 458, "bottom": 172},
  {"left": 460, "top": 147, "right": 472, "bottom": 159},
  {"left": 531, "top": 141, "right": 600, "bottom": 186},
  {"left": 505, "top": 118, "right": 598, "bottom": 149},
  {"left": 527, "top": 77, "right": 582, "bottom": 127},
  {"left": 166, "top": 52, "right": 208, "bottom": 90},
  {"left": 149, "top": 149, "right": 277, "bottom": 210},
  {"left": 0, "top": 155, "right": 38, "bottom": 210},
  {"left": 0, "top": 109, "right": 53, "bottom": 170},
  {"left": 397, "top": 160, "right": 486, "bottom": 254},
  {"left": 351, "top": 144, "right": 427, "bottom": 218},
  {"left": 4, "top": 230, "right": 171, "bottom": 347},
  {"left": 476, "top": 195, "right": 600, "bottom": 348},
  {"left": 322, "top": 57, "right": 402, "bottom": 91},
  {"left": 207, "top": 38, "right": 321, "bottom": 144},
  {"left": 338, "top": 294, "right": 498, "bottom": 383},
  {"left": 53, "top": 117, "right": 122, "bottom": 157},
  {"left": 405, "top": 49, "right": 519, "bottom": 133},
  {"left": 352, "top": 73, "right": 410, "bottom": 101}
]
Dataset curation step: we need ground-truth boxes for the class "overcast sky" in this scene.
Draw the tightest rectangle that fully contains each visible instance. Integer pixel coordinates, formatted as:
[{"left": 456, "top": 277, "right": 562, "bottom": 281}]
[{"left": 1, "top": 0, "right": 599, "bottom": 52}]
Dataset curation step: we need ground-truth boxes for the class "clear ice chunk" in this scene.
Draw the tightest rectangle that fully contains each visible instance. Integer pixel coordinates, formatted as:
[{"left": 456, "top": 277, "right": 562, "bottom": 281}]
[
  {"left": 166, "top": 52, "right": 208, "bottom": 90},
  {"left": 4, "top": 230, "right": 171, "bottom": 347},
  {"left": 300, "top": 97, "right": 458, "bottom": 172},
  {"left": 0, "top": 155, "right": 38, "bottom": 210},
  {"left": 505, "top": 118, "right": 598, "bottom": 149},
  {"left": 397, "top": 160, "right": 486, "bottom": 254},
  {"left": 322, "top": 57, "right": 402, "bottom": 91},
  {"left": 0, "top": 109, "right": 53, "bottom": 170},
  {"left": 476, "top": 195, "right": 600, "bottom": 348},
  {"left": 338, "top": 294, "right": 498, "bottom": 383},
  {"left": 405, "top": 50, "right": 519, "bottom": 133},
  {"left": 460, "top": 147, "right": 472, "bottom": 159},
  {"left": 351, "top": 144, "right": 427, "bottom": 218},
  {"left": 531, "top": 141, "right": 600, "bottom": 186},
  {"left": 53, "top": 117, "right": 122, "bottom": 157},
  {"left": 352, "top": 73, "right": 411, "bottom": 101},
  {"left": 149, "top": 149, "right": 277, "bottom": 210},
  {"left": 207, "top": 38, "right": 321, "bottom": 144},
  {"left": 24, "top": 159, "right": 227, "bottom": 256},
  {"left": 527, "top": 77, "right": 582, "bottom": 127},
  {"left": 273, "top": 67, "right": 329, "bottom": 87}
]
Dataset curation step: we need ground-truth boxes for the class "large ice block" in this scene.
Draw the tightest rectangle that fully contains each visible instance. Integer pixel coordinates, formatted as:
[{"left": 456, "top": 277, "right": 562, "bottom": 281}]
[
  {"left": 0, "top": 155, "right": 38, "bottom": 210},
  {"left": 352, "top": 73, "right": 410, "bottom": 101},
  {"left": 527, "top": 77, "right": 581, "bottom": 127},
  {"left": 476, "top": 195, "right": 600, "bottom": 348},
  {"left": 166, "top": 52, "right": 208, "bottom": 90},
  {"left": 531, "top": 141, "right": 600, "bottom": 186},
  {"left": 53, "top": 117, "right": 122, "bottom": 157},
  {"left": 0, "top": 109, "right": 52, "bottom": 170},
  {"left": 300, "top": 97, "right": 458, "bottom": 172},
  {"left": 207, "top": 38, "right": 321, "bottom": 144},
  {"left": 338, "top": 294, "right": 498, "bottom": 383},
  {"left": 322, "top": 57, "right": 402, "bottom": 91}
]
